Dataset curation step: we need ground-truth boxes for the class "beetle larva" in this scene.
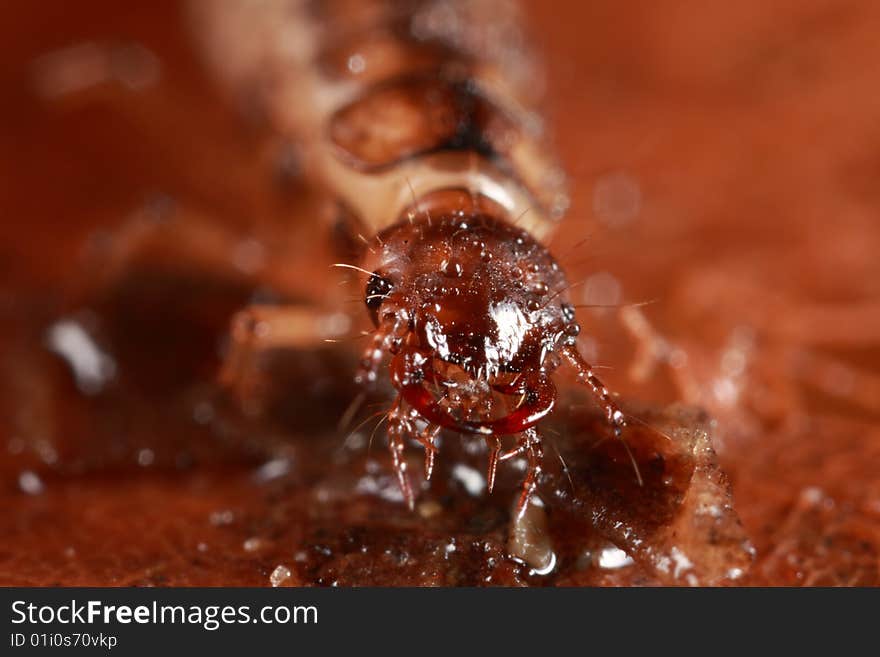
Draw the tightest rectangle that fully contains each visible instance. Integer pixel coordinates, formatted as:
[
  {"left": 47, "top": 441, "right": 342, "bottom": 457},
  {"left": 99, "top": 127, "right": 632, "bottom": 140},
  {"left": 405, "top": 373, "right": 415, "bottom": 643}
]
[{"left": 191, "top": 0, "right": 631, "bottom": 517}]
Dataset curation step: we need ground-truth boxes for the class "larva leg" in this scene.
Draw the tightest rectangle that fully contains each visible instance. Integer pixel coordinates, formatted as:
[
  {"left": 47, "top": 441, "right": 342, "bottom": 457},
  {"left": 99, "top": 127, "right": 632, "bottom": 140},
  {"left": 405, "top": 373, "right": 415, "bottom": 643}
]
[
  {"left": 386, "top": 397, "right": 415, "bottom": 510},
  {"left": 485, "top": 437, "right": 501, "bottom": 493},
  {"left": 80, "top": 205, "right": 320, "bottom": 304},
  {"left": 500, "top": 428, "right": 543, "bottom": 519},
  {"left": 618, "top": 305, "right": 672, "bottom": 383},
  {"left": 561, "top": 343, "right": 645, "bottom": 486},
  {"left": 355, "top": 318, "right": 407, "bottom": 387},
  {"left": 618, "top": 306, "right": 703, "bottom": 406},
  {"left": 413, "top": 423, "right": 441, "bottom": 481},
  {"left": 560, "top": 344, "right": 627, "bottom": 436},
  {"left": 220, "top": 304, "right": 350, "bottom": 408}
]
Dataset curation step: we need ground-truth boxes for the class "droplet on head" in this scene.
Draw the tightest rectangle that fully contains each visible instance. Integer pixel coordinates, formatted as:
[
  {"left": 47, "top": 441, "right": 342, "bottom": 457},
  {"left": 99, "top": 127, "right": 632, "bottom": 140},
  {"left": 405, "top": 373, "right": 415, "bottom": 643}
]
[
  {"left": 529, "top": 281, "right": 548, "bottom": 296},
  {"left": 440, "top": 258, "right": 463, "bottom": 277}
]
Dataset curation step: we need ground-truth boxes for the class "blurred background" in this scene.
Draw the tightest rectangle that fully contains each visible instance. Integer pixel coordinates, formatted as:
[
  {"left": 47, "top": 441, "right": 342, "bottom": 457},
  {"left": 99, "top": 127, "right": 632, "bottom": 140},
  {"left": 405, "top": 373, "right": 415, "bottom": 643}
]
[{"left": 1, "top": 1, "right": 878, "bottom": 585}]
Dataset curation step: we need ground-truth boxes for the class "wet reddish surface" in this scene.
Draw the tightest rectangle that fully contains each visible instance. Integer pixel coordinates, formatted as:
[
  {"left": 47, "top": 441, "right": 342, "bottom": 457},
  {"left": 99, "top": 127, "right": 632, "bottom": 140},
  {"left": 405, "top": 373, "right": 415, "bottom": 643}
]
[{"left": 1, "top": 1, "right": 878, "bottom": 585}]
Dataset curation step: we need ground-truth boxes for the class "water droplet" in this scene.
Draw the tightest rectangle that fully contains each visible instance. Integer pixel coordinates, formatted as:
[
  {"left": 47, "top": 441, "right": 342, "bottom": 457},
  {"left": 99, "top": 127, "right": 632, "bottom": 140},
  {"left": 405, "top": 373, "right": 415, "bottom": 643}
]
[
  {"left": 270, "top": 565, "right": 293, "bottom": 587},
  {"left": 243, "top": 537, "right": 266, "bottom": 553},
  {"left": 593, "top": 171, "right": 641, "bottom": 228},
  {"left": 209, "top": 509, "right": 235, "bottom": 526},
  {"left": 253, "top": 457, "right": 291, "bottom": 483},
  {"left": 451, "top": 463, "right": 486, "bottom": 496},
  {"left": 46, "top": 318, "right": 116, "bottom": 395},
  {"left": 598, "top": 546, "right": 633, "bottom": 569},
  {"left": 137, "top": 448, "right": 154, "bottom": 467},
  {"left": 347, "top": 53, "right": 366, "bottom": 74},
  {"left": 19, "top": 470, "right": 44, "bottom": 495},
  {"left": 582, "top": 271, "right": 622, "bottom": 310}
]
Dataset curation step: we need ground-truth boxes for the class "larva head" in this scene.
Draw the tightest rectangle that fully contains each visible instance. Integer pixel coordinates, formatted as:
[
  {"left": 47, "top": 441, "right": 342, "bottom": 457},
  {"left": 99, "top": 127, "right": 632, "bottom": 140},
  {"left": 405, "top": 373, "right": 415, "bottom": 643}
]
[{"left": 360, "top": 204, "right": 579, "bottom": 383}]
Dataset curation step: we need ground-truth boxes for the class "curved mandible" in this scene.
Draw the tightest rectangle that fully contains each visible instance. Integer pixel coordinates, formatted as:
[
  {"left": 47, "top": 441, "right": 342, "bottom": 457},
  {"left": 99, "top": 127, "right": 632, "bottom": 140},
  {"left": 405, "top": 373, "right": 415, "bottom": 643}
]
[{"left": 390, "top": 348, "right": 556, "bottom": 436}]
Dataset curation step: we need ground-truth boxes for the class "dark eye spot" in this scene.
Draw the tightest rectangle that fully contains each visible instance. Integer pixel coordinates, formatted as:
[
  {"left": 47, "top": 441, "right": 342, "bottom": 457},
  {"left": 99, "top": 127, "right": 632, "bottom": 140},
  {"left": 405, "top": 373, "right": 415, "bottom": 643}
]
[{"left": 365, "top": 272, "right": 393, "bottom": 323}]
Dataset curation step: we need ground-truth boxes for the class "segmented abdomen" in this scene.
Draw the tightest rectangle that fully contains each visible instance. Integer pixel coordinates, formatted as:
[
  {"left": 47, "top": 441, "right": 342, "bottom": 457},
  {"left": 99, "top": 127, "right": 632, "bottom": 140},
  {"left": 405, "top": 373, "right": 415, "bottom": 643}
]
[{"left": 191, "top": 0, "right": 568, "bottom": 240}]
